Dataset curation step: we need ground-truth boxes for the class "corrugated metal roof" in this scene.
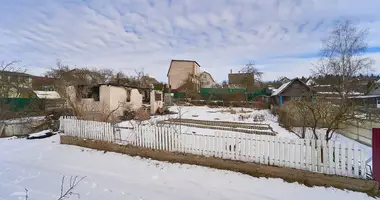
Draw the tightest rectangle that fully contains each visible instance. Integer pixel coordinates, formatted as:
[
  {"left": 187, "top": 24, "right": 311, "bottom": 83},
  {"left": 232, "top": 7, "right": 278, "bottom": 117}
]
[{"left": 271, "top": 81, "right": 292, "bottom": 96}]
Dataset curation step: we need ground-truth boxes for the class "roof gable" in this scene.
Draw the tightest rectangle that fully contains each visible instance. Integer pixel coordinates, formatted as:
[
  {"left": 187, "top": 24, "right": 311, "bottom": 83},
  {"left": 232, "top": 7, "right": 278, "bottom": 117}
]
[
  {"left": 271, "top": 78, "right": 312, "bottom": 96},
  {"left": 200, "top": 71, "right": 215, "bottom": 82},
  {"left": 167, "top": 59, "right": 201, "bottom": 77},
  {"left": 368, "top": 83, "right": 380, "bottom": 95},
  {"left": 228, "top": 73, "right": 254, "bottom": 85}
]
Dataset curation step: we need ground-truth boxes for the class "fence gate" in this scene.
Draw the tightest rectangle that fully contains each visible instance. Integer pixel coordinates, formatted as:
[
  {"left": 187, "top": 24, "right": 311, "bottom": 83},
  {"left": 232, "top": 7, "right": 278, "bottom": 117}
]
[{"left": 373, "top": 128, "right": 380, "bottom": 182}]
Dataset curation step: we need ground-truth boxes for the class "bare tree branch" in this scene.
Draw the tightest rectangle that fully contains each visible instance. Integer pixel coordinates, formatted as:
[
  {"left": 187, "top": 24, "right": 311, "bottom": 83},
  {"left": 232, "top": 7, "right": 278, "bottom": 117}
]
[{"left": 58, "top": 175, "right": 86, "bottom": 200}]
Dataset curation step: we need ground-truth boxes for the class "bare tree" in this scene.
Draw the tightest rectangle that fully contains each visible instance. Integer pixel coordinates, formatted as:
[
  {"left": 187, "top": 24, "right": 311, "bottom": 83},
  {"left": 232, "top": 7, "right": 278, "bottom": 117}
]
[
  {"left": 0, "top": 61, "right": 36, "bottom": 121},
  {"left": 58, "top": 175, "right": 86, "bottom": 200},
  {"left": 311, "top": 20, "right": 374, "bottom": 141},
  {"left": 47, "top": 60, "right": 124, "bottom": 122},
  {"left": 0, "top": 61, "right": 29, "bottom": 98},
  {"left": 24, "top": 175, "right": 85, "bottom": 200},
  {"left": 313, "top": 20, "right": 374, "bottom": 99},
  {"left": 240, "top": 61, "right": 263, "bottom": 86}
]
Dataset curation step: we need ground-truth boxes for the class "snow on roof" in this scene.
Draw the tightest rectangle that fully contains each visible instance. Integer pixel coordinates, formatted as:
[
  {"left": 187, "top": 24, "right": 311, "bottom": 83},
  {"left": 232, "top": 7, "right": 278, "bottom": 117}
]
[
  {"left": 271, "top": 81, "right": 292, "bottom": 96},
  {"left": 306, "top": 79, "right": 315, "bottom": 86},
  {"left": 34, "top": 91, "right": 61, "bottom": 99},
  {"left": 318, "top": 91, "right": 364, "bottom": 95},
  {"left": 349, "top": 95, "right": 380, "bottom": 99}
]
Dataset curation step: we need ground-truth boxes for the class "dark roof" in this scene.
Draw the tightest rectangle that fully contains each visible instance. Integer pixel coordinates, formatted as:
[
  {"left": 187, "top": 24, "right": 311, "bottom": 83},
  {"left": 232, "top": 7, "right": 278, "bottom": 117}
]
[
  {"left": 0, "top": 71, "right": 34, "bottom": 77},
  {"left": 228, "top": 72, "right": 254, "bottom": 85},
  {"left": 272, "top": 78, "right": 313, "bottom": 96},
  {"left": 167, "top": 59, "right": 201, "bottom": 77}
]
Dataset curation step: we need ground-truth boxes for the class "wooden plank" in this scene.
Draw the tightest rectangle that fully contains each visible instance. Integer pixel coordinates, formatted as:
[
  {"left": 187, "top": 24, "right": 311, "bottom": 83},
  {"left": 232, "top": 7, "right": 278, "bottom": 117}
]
[
  {"left": 268, "top": 136, "right": 273, "bottom": 165},
  {"left": 317, "top": 140, "right": 322, "bottom": 172},
  {"left": 328, "top": 141, "right": 334, "bottom": 175},
  {"left": 353, "top": 143, "right": 359, "bottom": 178},
  {"left": 311, "top": 139, "right": 316, "bottom": 172},
  {"left": 247, "top": 134, "right": 252, "bottom": 162},
  {"left": 347, "top": 142, "right": 353, "bottom": 177},
  {"left": 254, "top": 134, "right": 260, "bottom": 163},
  {"left": 341, "top": 143, "right": 347, "bottom": 177},
  {"left": 279, "top": 137, "right": 284, "bottom": 167},
  {"left": 263, "top": 135, "right": 268, "bottom": 164},
  {"left": 274, "top": 137, "right": 279, "bottom": 166},
  {"left": 360, "top": 149, "right": 366, "bottom": 179},
  {"left": 305, "top": 139, "right": 311, "bottom": 171}
]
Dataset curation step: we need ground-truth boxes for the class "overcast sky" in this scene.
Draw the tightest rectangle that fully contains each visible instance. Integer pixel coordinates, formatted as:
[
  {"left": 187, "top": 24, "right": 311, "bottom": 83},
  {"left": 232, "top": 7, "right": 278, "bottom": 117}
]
[{"left": 1, "top": 0, "right": 380, "bottom": 82}]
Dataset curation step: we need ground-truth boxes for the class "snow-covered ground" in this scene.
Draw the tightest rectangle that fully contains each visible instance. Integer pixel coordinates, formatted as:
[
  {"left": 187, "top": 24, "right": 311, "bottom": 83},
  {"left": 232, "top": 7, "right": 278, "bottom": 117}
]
[
  {"left": 121, "top": 106, "right": 297, "bottom": 138},
  {"left": 118, "top": 106, "right": 372, "bottom": 160},
  {"left": 0, "top": 135, "right": 374, "bottom": 200}
]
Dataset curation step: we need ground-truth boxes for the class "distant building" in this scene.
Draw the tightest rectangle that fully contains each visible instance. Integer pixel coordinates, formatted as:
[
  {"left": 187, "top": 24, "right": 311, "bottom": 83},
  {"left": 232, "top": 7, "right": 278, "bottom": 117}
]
[
  {"left": 0, "top": 71, "right": 33, "bottom": 97},
  {"left": 306, "top": 78, "right": 316, "bottom": 86},
  {"left": 228, "top": 70, "right": 254, "bottom": 91},
  {"left": 199, "top": 71, "right": 216, "bottom": 88},
  {"left": 167, "top": 59, "right": 201, "bottom": 92},
  {"left": 278, "top": 77, "right": 291, "bottom": 84}
]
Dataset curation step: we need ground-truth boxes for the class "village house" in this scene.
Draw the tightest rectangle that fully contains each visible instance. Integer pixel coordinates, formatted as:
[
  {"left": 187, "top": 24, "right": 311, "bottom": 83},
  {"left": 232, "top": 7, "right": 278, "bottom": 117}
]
[
  {"left": 67, "top": 83, "right": 164, "bottom": 118},
  {"left": 167, "top": 59, "right": 201, "bottom": 92},
  {"left": 350, "top": 80, "right": 380, "bottom": 108},
  {"left": 271, "top": 78, "right": 314, "bottom": 105},
  {"left": 199, "top": 71, "right": 216, "bottom": 88},
  {"left": 228, "top": 70, "right": 254, "bottom": 91},
  {"left": 0, "top": 71, "right": 33, "bottom": 97},
  {"left": 0, "top": 71, "right": 60, "bottom": 98}
]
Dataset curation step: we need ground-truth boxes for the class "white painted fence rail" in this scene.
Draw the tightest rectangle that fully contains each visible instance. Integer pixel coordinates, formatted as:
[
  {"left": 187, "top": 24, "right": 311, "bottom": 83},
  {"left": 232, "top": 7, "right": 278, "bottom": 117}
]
[{"left": 60, "top": 117, "right": 367, "bottom": 179}]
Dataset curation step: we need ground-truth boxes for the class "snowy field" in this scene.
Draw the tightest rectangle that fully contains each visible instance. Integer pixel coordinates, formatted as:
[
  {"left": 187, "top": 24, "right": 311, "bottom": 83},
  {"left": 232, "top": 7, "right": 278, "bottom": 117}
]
[
  {"left": 0, "top": 135, "right": 374, "bottom": 200},
  {"left": 120, "top": 106, "right": 297, "bottom": 138},
  {"left": 116, "top": 106, "right": 373, "bottom": 163}
]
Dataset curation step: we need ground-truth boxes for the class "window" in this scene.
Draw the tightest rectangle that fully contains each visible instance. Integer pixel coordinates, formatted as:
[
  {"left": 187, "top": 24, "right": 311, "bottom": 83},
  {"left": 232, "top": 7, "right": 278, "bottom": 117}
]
[
  {"left": 126, "top": 90, "right": 131, "bottom": 102},
  {"left": 155, "top": 92, "right": 162, "bottom": 101}
]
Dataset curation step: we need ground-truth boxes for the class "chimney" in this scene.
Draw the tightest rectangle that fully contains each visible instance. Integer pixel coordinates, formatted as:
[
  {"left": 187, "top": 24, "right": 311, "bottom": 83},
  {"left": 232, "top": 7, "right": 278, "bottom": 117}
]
[{"left": 230, "top": 69, "right": 232, "bottom": 74}]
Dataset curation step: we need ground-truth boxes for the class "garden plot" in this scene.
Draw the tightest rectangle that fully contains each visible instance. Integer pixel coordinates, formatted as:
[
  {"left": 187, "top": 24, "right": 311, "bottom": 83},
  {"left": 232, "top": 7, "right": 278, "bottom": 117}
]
[
  {"left": 157, "top": 118, "right": 276, "bottom": 135},
  {"left": 119, "top": 106, "right": 297, "bottom": 138}
]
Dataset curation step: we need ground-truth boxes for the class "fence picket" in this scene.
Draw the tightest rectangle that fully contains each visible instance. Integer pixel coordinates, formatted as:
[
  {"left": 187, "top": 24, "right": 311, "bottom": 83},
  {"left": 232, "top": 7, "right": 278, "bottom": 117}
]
[
  {"left": 274, "top": 137, "right": 279, "bottom": 166},
  {"left": 60, "top": 117, "right": 368, "bottom": 180},
  {"left": 254, "top": 134, "right": 259, "bottom": 163},
  {"left": 322, "top": 140, "right": 327, "bottom": 174},
  {"left": 305, "top": 139, "right": 311, "bottom": 170},
  {"left": 295, "top": 139, "right": 300, "bottom": 169},
  {"left": 311, "top": 139, "right": 316, "bottom": 172},
  {"left": 360, "top": 149, "right": 366, "bottom": 179},
  {"left": 268, "top": 136, "right": 273, "bottom": 165},
  {"left": 347, "top": 142, "right": 353, "bottom": 177},
  {"left": 336, "top": 142, "right": 341, "bottom": 176},
  {"left": 353, "top": 144, "right": 359, "bottom": 177},
  {"left": 328, "top": 141, "right": 334, "bottom": 175},
  {"left": 341, "top": 143, "right": 347, "bottom": 177},
  {"left": 212, "top": 133, "right": 216, "bottom": 157},
  {"left": 317, "top": 140, "right": 322, "bottom": 172}
]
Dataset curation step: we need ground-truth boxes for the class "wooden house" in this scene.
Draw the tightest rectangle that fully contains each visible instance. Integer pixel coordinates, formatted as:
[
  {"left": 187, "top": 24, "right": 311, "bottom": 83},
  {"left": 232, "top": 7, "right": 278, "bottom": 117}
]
[{"left": 270, "top": 78, "right": 314, "bottom": 105}]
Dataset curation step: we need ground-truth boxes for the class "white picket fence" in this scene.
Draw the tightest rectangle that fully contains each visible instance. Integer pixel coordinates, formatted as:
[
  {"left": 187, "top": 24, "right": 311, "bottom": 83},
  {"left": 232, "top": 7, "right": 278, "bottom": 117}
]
[
  {"left": 60, "top": 116, "right": 114, "bottom": 142},
  {"left": 60, "top": 117, "right": 367, "bottom": 179}
]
